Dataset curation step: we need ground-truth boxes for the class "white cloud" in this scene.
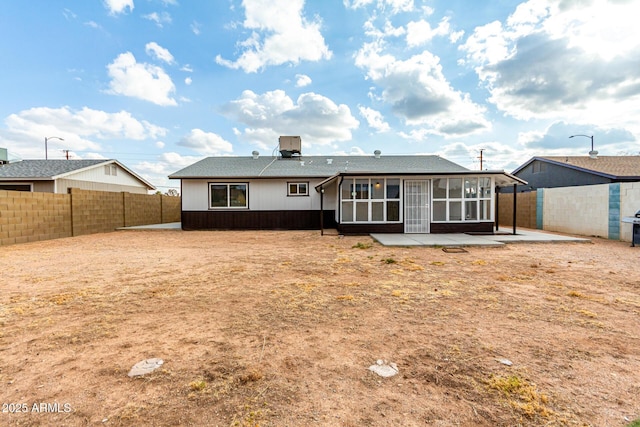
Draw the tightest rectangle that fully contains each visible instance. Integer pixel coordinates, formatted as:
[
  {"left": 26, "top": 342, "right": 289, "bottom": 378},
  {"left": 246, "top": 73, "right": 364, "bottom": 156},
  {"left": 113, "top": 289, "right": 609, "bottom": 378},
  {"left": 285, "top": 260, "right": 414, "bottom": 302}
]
[
  {"left": 104, "top": 0, "right": 134, "bottom": 15},
  {"left": 220, "top": 89, "right": 359, "bottom": 148},
  {"left": 155, "top": 141, "right": 165, "bottom": 149},
  {"left": 0, "top": 106, "right": 166, "bottom": 159},
  {"left": 184, "top": 77, "right": 192, "bottom": 85},
  {"left": 460, "top": 0, "right": 640, "bottom": 126},
  {"left": 106, "top": 52, "right": 177, "bottom": 106},
  {"left": 143, "top": 11, "right": 172, "bottom": 27},
  {"left": 181, "top": 64, "right": 193, "bottom": 72},
  {"left": 190, "top": 21, "right": 201, "bottom": 35},
  {"left": 355, "top": 43, "right": 489, "bottom": 136},
  {"left": 344, "top": 0, "right": 414, "bottom": 14},
  {"left": 359, "top": 106, "right": 390, "bottom": 133},
  {"left": 406, "top": 17, "right": 451, "bottom": 47},
  {"left": 216, "top": 0, "right": 332, "bottom": 73},
  {"left": 295, "top": 74, "right": 312, "bottom": 87},
  {"left": 177, "top": 129, "right": 233, "bottom": 155},
  {"left": 145, "top": 42, "right": 175, "bottom": 64}
]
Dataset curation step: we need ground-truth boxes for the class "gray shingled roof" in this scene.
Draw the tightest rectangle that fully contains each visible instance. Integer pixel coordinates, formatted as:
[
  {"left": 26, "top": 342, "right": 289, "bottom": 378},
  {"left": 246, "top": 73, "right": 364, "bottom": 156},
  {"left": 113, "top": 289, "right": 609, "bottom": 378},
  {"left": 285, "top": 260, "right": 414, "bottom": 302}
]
[
  {"left": 169, "top": 155, "right": 470, "bottom": 179},
  {"left": 533, "top": 156, "right": 640, "bottom": 179},
  {"left": 0, "top": 159, "right": 110, "bottom": 179}
]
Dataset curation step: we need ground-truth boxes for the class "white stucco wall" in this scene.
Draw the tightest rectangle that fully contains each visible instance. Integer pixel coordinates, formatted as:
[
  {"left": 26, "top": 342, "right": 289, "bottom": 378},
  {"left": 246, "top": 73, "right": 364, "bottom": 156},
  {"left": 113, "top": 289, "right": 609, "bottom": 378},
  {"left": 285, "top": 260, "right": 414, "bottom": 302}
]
[
  {"left": 181, "top": 178, "right": 334, "bottom": 211},
  {"left": 620, "top": 182, "right": 640, "bottom": 242},
  {"left": 543, "top": 184, "right": 609, "bottom": 237}
]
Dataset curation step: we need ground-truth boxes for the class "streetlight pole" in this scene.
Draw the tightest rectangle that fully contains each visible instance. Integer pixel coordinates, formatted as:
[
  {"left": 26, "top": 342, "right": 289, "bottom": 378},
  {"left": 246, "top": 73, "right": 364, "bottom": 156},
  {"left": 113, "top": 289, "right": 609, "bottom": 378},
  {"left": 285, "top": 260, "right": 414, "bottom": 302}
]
[
  {"left": 44, "top": 136, "right": 64, "bottom": 160},
  {"left": 569, "top": 134, "right": 594, "bottom": 152}
]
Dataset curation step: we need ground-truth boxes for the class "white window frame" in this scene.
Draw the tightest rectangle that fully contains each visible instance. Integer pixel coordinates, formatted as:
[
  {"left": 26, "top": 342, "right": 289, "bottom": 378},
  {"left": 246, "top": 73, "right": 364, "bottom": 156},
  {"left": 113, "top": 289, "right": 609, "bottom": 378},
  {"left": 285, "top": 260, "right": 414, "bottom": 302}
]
[
  {"left": 340, "top": 177, "right": 402, "bottom": 223},
  {"left": 431, "top": 177, "right": 492, "bottom": 222},
  {"left": 287, "top": 182, "right": 309, "bottom": 197},
  {"left": 208, "top": 182, "right": 249, "bottom": 209}
]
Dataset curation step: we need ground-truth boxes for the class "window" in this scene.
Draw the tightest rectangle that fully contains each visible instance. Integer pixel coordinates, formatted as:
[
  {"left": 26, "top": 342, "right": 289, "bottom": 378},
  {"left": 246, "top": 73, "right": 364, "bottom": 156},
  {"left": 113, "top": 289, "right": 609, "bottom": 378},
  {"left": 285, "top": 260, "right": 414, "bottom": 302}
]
[
  {"left": 104, "top": 165, "right": 117, "bottom": 176},
  {"left": 209, "top": 183, "right": 248, "bottom": 208},
  {"left": 287, "top": 182, "right": 308, "bottom": 196},
  {"left": 104, "top": 165, "right": 111, "bottom": 175},
  {"left": 432, "top": 177, "right": 492, "bottom": 222},
  {"left": 340, "top": 178, "right": 401, "bottom": 223}
]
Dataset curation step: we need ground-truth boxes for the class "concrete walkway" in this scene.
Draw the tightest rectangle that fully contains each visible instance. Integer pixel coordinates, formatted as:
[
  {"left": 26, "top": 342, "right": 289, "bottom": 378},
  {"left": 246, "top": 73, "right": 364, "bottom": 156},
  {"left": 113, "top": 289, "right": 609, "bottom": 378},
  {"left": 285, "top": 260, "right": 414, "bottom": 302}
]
[{"left": 370, "top": 228, "right": 591, "bottom": 247}]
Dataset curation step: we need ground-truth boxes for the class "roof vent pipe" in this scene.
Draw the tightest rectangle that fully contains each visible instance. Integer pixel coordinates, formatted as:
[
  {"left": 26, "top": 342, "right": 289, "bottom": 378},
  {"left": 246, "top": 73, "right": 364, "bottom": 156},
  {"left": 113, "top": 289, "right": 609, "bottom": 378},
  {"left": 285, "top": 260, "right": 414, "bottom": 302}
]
[
  {"left": 374, "top": 150, "right": 381, "bottom": 158},
  {"left": 252, "top": 150, "right": 259, "bottom": 159}
]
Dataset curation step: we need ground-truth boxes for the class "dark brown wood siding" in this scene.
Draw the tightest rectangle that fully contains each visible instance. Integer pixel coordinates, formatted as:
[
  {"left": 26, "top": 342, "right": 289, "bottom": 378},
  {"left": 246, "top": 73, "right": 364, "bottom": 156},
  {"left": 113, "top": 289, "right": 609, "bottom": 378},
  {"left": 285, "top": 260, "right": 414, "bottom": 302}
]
[
  {"left": 430, "top": 222, "right": 494, "bottom": 234},
  {"left": 181, "top": 210, "right": 336, "bottom": 230},
  {"left": 337, "top": 223, "right": 404, "bottom": 235}
]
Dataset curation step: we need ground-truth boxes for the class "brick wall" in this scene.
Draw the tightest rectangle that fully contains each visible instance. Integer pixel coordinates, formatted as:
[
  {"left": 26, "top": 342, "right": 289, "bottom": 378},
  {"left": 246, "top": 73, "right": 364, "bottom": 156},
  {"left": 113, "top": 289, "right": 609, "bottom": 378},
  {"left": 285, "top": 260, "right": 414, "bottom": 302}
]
[
  {"left": 497, "top": 191, "right": 537, "bottom": 229},
  {"left": 0, "top": 190, "right": 72, "bottom": 245},
  {"left": 0, "top": 189, "right": 181, "bottom": 246}
]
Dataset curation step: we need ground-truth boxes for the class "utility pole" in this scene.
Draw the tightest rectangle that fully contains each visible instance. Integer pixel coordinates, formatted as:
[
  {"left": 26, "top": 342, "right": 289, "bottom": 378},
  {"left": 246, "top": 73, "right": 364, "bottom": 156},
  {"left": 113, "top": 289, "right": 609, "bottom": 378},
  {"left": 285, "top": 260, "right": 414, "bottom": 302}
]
[{"left": 478, "top": 149, "right": 485, "bottom": 170}]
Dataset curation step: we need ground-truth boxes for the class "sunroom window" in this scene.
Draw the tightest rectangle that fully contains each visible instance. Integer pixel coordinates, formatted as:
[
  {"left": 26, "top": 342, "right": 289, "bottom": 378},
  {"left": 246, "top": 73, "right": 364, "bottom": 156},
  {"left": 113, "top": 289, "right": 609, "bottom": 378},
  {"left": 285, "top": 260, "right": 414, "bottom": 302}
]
[
  {"left": 341, "top": 178, "right": 400, "bottom": 223},
  {"left": 432, "top": 177, "right": 492, "bottom": 222}
]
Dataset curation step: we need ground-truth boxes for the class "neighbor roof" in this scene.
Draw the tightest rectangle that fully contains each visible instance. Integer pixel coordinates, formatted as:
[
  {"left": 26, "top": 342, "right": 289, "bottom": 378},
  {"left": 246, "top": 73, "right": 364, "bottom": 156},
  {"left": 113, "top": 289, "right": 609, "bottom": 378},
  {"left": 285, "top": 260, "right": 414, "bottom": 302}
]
[
  {"left": 0, "top": 159, "right": 155, "bottom": 189},
  {"left": 513, "top": 156, "right": 640, "bottom": 180},
  {"left": 169, "top": 155, "right": 471, "bottom": 179}
]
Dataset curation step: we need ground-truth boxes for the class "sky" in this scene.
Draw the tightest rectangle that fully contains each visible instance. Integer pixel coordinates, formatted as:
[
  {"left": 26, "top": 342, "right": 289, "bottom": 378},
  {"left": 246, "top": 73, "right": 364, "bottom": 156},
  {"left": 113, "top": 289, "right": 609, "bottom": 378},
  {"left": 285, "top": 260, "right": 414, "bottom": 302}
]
[{"left": 1, "top": 0, "right": 639, "bottom": 192}]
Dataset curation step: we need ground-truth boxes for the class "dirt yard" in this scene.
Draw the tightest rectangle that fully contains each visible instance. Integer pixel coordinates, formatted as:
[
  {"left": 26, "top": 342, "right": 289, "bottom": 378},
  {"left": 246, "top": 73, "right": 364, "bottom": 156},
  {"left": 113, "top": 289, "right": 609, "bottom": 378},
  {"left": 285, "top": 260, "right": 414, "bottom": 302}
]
[{"left": 1, "top": 230, "right": 639, "bottom": 426}]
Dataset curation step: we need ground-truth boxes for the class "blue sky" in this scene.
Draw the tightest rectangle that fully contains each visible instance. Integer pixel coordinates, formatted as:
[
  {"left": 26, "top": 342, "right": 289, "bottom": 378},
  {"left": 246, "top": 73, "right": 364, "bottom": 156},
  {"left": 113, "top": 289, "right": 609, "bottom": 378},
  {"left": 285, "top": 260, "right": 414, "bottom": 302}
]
[{"left": 1, "top": 0, "right": 639, "bottom": 191}]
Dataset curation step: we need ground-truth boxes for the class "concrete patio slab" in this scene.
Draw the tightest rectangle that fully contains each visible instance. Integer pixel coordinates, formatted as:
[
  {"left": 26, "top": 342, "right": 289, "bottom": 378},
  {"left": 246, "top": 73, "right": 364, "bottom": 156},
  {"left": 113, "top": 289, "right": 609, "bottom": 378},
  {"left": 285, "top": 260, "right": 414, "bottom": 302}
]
[{"left": 370, "top": 228, "right": 590, "bottom": 247}]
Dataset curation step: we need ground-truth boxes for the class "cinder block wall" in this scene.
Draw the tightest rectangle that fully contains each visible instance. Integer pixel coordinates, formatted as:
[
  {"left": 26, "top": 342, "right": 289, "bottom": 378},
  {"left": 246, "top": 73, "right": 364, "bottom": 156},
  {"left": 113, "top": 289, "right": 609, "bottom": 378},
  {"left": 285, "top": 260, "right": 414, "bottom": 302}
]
[
  {"left": 543, "top": 184, "right": 609, "bottom": 238},
  {"left": 497, "top": 191, "right": 537, "bottom": 229},
  {"left": 0, "top": 190, "right": 72, "bottom": 245},
  {"left": 161, "top": 195, "right": 181, "bottom": 223},
  {"left": 70, "top": 188, "right": 125, "bottom": 236},
  {"left": 124, "top": 193, "right": 162, "bottom": 227},
  {"left": 0, "top": 189, "right": 181, "bottom": 246}
]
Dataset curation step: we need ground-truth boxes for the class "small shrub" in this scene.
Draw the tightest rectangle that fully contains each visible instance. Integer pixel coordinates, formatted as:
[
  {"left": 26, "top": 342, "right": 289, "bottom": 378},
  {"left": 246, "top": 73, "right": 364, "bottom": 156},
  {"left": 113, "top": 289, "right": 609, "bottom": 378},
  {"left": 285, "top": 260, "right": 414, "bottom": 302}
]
[
  {"left": 189, "top": 380, "right": 207, "bottom": 391},
  {"left": 352, "top": 242, "right": 372, "bottom": 249},
  {"left": 382, "top": 258, "right": 397, "bottom": 264}
]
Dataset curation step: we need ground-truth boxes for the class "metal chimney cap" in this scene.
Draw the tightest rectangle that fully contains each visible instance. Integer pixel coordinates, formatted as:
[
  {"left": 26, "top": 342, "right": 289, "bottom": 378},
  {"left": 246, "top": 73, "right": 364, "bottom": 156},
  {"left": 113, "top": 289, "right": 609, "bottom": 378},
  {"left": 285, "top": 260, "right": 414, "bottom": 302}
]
[
  {"left": 374, "top": 150, "right": 381, "bottom": 158},
  {"left": 589, "top": 150, "right": 598, "bottom": 159},
  {"left": 251, "top": 150, "right": 259, "bottom": 159}
]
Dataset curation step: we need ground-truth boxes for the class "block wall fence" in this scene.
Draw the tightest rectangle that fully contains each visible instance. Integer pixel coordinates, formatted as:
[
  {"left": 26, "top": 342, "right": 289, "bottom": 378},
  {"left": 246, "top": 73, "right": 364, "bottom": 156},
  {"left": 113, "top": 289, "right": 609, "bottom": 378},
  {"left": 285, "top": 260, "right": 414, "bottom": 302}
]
[
  {"left": 498, "top": 183, "right": 640, "bottom": 242},
  {"left": 0, "top": 188, "right": 181, "bottom": 246}
]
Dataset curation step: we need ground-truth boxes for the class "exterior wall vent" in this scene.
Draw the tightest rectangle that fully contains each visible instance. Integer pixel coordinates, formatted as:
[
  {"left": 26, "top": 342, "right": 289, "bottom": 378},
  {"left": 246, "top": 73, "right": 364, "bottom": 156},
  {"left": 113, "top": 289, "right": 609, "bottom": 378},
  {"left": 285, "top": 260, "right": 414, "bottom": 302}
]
[
  {"left": 374, "top": 150, "right": 381, "bottom": 158},
  {"left": 252, "top": 150, "right": 259, "bottom": 159},
  {"left": 279, "top": 136, "right": 302, "bottom": 158}
]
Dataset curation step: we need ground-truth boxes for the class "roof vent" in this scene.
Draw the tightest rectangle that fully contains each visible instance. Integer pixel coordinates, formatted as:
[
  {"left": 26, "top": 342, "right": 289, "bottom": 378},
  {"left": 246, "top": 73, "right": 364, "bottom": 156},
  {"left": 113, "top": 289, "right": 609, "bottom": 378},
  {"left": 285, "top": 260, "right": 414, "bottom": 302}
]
[
  {"left": 252, "top": 150, "right": 259, "bottom": 159},
  {"left": 279, "top": 136, "right": 302, "bottom": 158},
  {"left": 589, "top": 150, "right": 598, "bottom": 159},
  {"left": 374, "top": 149, "right": 381, "bottom": 159}
]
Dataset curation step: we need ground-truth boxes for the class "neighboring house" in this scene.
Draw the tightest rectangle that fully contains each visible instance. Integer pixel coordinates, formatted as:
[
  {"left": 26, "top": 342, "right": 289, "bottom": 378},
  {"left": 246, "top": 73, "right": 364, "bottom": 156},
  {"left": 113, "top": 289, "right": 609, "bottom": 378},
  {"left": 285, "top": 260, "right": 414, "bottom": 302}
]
[
  {"left": 511, "top": 155, "right": 640, "bottom": 192},
  {"left": 169, "top": 138, "right": 525, "bottom": 234},
  {"left": 0, "top": 159, "right": 155, "bottom": 194}
]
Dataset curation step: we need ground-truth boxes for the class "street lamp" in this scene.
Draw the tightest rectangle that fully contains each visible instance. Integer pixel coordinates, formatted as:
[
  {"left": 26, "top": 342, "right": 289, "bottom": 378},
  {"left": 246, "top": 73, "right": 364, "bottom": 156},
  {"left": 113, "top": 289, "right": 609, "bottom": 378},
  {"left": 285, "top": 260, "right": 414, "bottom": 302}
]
[
  {"left": 44, "top": 136, "right": 64, "bottom": 160},
  {"left": 569, "top": 134, "right": 597, "bottom": 158}
]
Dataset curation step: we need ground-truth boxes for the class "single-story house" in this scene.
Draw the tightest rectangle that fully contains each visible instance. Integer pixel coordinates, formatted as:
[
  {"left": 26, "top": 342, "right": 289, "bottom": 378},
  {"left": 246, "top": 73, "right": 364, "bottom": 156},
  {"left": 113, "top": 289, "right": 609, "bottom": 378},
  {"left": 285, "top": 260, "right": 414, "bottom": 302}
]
[
  {"left": 511, "top": 155, "right": 640, "bottom": 192},
  {"left": 169, "top": 139, "right": 525, "bottom": 234},
  {"left": 0, "top": 159, "right": 155, "bottom": 194}
]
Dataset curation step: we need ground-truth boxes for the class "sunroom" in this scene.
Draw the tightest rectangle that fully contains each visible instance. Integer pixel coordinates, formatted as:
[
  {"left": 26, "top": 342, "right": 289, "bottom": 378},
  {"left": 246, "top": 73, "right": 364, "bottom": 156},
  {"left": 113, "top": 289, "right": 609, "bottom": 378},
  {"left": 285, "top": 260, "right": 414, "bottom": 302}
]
[{"left": 316, "top": 172, "right": 524, "bottom": 235}]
